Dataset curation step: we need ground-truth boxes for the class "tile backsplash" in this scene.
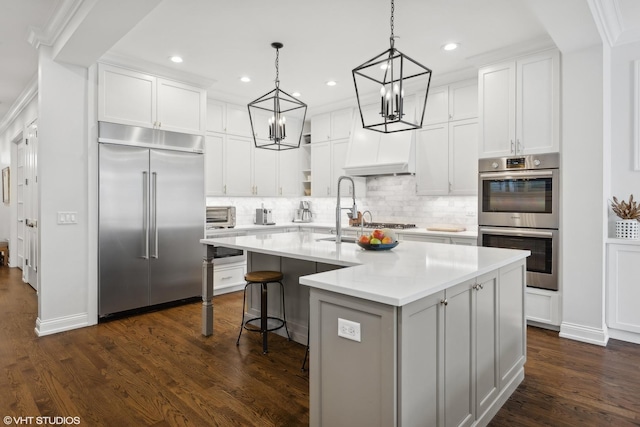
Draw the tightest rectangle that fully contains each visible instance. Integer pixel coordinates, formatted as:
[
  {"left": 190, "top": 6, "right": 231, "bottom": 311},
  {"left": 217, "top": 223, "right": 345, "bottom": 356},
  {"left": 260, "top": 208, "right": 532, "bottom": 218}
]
[{"left": 207, "top": 175, "right": 477, "bottom": 229}]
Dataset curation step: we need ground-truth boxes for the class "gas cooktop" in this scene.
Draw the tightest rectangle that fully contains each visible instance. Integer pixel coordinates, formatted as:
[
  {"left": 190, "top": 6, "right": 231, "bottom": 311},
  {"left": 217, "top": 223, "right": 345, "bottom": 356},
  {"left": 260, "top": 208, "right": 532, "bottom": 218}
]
[{"left": 361, "top": 222, "right": 417, "bottom": 229}]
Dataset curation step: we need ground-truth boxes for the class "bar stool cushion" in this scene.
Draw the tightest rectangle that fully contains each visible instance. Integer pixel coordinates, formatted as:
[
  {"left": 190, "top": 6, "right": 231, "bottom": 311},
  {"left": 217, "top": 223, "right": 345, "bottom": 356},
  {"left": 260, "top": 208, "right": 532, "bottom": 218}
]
[{"left": 245, "top": 271, "right": 284, "bottom": 283}]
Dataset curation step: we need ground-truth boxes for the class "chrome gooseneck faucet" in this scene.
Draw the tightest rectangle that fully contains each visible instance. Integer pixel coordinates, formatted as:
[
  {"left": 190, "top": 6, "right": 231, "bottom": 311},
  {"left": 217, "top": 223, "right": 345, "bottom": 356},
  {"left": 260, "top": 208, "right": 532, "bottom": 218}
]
[{"left": 336, "top": 176, "right": 357, "bottom": 244}]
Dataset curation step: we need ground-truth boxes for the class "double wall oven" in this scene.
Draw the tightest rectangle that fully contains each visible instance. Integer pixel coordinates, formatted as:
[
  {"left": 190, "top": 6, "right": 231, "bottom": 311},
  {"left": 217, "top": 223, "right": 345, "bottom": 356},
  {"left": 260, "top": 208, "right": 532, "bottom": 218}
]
[{"left": 478, "top": 153, "right": 560, "bottom": 291}]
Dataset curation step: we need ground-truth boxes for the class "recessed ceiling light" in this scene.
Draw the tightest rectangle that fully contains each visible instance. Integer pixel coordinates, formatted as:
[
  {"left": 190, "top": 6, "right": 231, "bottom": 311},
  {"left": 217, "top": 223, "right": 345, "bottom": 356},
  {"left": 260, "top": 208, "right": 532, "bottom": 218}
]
[
  {"left": 326, "top": 80, "right": 337, "bottom": 87},
  {"left": 169, "top": 55, "right": 183, "bottom": 63},
  {"left": 240, "top": 76, "right": 251, "bottom": 83},
  {"left": 292, "top": 91, "right": 301, "bottom": 97},
  {"left": 442, "top": 43, "right": 459, "bottom": 51}
]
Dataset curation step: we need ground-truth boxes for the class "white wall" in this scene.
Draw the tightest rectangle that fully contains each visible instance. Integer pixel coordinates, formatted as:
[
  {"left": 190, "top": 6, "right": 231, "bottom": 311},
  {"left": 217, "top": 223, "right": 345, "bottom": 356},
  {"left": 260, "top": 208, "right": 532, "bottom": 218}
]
[
  {"left": 35, "top": 46, "right": 93, "bottom": 336},
  {"left": 559, "top": 45, "right": 608, "bottom": 345},
  {"left": 609, "top": 40, "right": 640, "bottom": 234}
]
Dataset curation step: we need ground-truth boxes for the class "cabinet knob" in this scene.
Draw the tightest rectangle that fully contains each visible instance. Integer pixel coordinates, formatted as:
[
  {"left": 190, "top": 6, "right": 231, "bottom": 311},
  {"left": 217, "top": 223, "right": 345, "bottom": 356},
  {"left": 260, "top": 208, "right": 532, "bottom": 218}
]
[{"left": 441, "top": 299, "right": 448, "bottom": 306}]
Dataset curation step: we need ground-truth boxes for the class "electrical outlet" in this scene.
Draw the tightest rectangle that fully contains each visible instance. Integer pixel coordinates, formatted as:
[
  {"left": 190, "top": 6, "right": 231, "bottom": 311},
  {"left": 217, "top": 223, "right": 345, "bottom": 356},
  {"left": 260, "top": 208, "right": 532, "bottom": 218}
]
[
  {"left": 337, "top": 318, "right": 361, "bottom": 342},
  {"left": 57, "top": 211, "right": 78, "bottom": 225}
]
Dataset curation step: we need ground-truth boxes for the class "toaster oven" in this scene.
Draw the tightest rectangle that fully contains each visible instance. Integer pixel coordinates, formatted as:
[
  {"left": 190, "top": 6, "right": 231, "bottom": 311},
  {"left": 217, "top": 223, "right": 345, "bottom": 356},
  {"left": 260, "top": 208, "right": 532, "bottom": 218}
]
[{"left": 206, "top": 206, "right": 236, "bottom": 229}]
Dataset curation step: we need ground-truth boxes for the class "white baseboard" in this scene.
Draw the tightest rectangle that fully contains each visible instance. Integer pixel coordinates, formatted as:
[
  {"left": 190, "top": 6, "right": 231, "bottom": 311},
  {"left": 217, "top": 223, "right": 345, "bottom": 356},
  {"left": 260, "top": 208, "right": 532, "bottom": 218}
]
[
  {"left": 35, "top": 313, "right": 90, "bottom": 336},
  {"left": 559, "top": 321, "right": 609, "bottom": 346},
  {"left": 608, "top": 328, "right": 640, "bottom": 345}
]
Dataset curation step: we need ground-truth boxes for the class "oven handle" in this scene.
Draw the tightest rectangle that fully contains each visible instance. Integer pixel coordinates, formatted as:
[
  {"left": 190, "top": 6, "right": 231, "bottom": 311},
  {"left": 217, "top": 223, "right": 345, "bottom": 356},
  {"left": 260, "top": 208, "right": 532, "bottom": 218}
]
[
  {"left": 479, "top": 227, "right": 554, "bottom": 238},
  {"left": 480, "top": 170, "right": 554, "bottom": 179}
]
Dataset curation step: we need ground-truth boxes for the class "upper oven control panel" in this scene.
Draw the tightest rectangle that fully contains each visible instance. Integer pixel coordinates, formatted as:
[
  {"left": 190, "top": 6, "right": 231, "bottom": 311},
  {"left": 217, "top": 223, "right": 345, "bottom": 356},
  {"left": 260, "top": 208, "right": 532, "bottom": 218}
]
[{"left": 479, "top": 152, "right": 559, "bottom": 172}]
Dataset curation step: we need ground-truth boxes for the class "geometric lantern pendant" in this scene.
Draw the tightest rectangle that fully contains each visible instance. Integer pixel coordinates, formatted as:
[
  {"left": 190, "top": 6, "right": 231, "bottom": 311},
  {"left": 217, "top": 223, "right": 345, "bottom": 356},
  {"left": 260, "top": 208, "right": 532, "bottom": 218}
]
[
  {"left": 248, "top": 42, "right": 307, "bottom": 150},
  {"left": 352, "top": 0, "right": 432, "bottom": 133}
]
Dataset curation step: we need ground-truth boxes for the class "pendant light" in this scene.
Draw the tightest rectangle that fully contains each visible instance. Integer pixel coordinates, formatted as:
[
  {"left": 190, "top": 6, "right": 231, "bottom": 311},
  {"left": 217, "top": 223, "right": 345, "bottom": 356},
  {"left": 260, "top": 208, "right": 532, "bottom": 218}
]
[
  {"left": 352, "top": 0, "right": 432, "bottom": 133},
  {"left": 248, "top": 42, "right": 307, "bottom": 150}
]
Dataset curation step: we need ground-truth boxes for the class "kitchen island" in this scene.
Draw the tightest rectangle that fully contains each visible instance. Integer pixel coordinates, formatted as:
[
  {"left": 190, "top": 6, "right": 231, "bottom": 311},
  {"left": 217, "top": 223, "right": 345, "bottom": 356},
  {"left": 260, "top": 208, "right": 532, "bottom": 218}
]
[{"left": 201, "top": 231, "right": 529, "bottom": 427}]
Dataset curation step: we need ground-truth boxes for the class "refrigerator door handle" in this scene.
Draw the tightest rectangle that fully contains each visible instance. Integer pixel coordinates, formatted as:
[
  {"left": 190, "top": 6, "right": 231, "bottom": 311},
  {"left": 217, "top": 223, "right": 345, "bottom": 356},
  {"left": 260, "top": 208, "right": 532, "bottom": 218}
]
[
  {"left": 151, "top": 171, "right": 158, "bottom": 259},
  {"left": 142, "top": 171, "right": 149, "bottom": 259}
]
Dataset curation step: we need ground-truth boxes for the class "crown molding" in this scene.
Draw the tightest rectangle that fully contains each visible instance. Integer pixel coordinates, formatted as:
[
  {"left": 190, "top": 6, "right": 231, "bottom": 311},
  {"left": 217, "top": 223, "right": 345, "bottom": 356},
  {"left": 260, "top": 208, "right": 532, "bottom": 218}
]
[
  {"left": 99, "top": 52, "right": 216, "bottom": 90},
  {"left": 27, "top": 0, "right": 85, "bottom": 49},
  {"left": 466, "top": 34, "right": 557, "bottom": 68},
  {"left": 589, "top": 0, "right": 640, "bottom": 47},
  {"left": 0, "top": 75, "right": 38, "bottom": 135}
]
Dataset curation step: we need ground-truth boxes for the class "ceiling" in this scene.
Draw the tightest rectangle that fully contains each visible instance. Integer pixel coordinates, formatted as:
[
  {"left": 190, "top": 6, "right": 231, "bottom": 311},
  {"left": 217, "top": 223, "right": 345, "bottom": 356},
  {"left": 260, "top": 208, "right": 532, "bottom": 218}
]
[
  {"left": 1, "top": 0, "right": 627, "bottom": 126},
  {"left": 0, "top": 0, "right": 61, "bottom": 122}
]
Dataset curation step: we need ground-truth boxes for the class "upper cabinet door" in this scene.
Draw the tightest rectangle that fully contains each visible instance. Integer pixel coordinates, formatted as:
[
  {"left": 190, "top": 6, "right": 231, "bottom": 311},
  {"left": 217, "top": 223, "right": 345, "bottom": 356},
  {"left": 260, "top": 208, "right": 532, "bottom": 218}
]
[
  {"left": 157, "top": 78, "right": 206, "bottom": 135},
  {"left": 423, "top": 86, "right": 449, "bottom": 125},
  {"left": 206, "top": 99, "right": 225, "bottom": 133},
  {"left": 226, "top": 104, "right": 252, "bottom": 137},
  {"left": 516, "top": 51, "right": 560, "bottom": 155},
  {"left": 478, "top": 61, "right": 516, "bottom": 158},
  {"left": 204, "top": 134, "right": 225, "bottom": 196},
  {"left": 449, "top": 119, "right": 478, "bottom": 195},
  {"left": 416, "top": 124, "right": 449, "bottom": 196},
  {"left": 330, "top": 108, "right": 353, "bottom": 140},
  {"left": 311, "top": 113, "right": 331, "bottom": 143},
  {"left": 449, "top": 79, "right": 478, "bottom": 122},
  {"left": 98, "top": 64, "right": 156, "bottom": 128}
]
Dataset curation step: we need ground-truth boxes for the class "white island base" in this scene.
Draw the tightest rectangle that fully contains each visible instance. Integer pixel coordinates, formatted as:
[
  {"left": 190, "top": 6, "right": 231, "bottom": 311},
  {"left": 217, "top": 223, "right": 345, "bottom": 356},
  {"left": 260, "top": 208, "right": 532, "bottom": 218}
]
[{"left": 201, "top": 232, "right": 527, "bottom": 427}]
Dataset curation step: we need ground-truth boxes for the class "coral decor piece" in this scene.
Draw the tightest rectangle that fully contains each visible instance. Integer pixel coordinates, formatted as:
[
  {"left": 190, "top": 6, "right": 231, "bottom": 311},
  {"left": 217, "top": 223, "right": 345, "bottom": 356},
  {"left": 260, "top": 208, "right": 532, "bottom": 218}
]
[{"left": 611, "top": 194, "right": 640, "bottom": 220}]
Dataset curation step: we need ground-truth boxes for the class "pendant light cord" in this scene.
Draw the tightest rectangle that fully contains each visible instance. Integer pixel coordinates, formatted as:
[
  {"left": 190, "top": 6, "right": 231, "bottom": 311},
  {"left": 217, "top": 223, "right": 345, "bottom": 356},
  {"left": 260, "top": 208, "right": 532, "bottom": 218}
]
[
  {"left": 274, "top": 47, "right": 280, "bottom": 88},
  {"left": 390, "top": 0, "right": 395, "bottom": 49}
]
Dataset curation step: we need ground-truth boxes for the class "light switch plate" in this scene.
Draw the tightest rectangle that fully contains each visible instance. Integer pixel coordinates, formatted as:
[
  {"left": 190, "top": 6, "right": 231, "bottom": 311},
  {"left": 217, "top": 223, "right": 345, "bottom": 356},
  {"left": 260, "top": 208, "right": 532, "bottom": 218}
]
[
  {"left": 338, "top": 318, "right": 361, "bottom": 342},
  {"left": 57, "top": 211, "right": 78, "bottom": 225}
]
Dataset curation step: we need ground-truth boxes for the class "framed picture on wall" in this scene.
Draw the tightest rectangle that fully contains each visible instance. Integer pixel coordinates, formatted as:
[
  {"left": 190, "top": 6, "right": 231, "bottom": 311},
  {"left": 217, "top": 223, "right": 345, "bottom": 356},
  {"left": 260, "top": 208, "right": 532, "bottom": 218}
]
[{"left": 2, "top": 167, "right": 9, "bottom": 204}]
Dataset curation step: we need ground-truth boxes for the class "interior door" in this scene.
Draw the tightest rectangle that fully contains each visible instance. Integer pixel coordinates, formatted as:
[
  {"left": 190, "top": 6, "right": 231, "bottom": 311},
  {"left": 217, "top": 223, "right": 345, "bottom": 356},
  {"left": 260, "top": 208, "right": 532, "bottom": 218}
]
[
  {"left": 148, "top": 149, "right": 203, "bottom": 304},
  {"left": 99, "top": 144, "right": 150, "bottom": 316},
  {"left": 15, "top": 139, "right": 25, "bottom": 272},
  {"left": 23, "top": 121, "right": 38, "bottom": 290}
]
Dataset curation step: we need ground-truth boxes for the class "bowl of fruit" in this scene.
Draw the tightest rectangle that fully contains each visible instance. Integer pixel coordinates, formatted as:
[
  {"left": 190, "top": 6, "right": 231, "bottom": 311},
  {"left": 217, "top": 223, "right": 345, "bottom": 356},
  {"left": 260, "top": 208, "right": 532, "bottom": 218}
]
[{"left": 357, "top": 229, "right": 399, "bottom": 251}]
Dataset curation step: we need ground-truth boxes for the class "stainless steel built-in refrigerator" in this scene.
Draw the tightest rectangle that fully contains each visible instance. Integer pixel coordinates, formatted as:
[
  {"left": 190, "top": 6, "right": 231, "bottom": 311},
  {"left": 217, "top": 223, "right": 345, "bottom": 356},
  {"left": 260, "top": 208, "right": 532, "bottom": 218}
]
[{"left": 98, "top": 122, "right": 204, "bottom": 317}]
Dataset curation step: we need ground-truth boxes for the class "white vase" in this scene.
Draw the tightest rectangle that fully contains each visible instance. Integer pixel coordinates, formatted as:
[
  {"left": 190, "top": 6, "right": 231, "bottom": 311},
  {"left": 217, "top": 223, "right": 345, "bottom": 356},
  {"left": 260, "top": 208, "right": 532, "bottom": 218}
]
[{"left": 616, "top": 219, "right": 639, "bottom": 239}]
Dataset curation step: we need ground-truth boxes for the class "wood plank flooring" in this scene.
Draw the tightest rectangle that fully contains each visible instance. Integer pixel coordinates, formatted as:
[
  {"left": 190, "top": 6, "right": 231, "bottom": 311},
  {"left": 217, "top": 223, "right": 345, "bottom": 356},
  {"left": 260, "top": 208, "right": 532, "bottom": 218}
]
[{"left": 1, "top": 266, "right": 639, "bottom": 426}]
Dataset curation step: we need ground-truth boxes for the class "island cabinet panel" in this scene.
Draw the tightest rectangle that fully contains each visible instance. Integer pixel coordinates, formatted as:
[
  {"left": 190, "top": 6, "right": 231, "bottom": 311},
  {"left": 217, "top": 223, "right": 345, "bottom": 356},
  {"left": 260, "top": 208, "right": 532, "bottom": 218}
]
[
  {"left": 310, "top": 289, "right": 397, "bottom": 427},
  {"left": 474, "top": 272, "right": 499, "bottom": 420},
  {"left": 445, "top": 281, "right": 475, "bottom": 427},
  {"left": 398, "top": 291, "right": 444, "bottom": 427},
  {"left": 498, "top": 261, "right": 527, "bottom": 390}
]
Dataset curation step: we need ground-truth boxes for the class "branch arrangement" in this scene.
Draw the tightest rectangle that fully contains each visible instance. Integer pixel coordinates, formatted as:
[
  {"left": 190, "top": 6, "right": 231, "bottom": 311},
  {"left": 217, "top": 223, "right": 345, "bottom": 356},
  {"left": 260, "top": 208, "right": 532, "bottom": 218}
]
[{"left": 611, "top": 194, "right": 640, "bottom": 220}]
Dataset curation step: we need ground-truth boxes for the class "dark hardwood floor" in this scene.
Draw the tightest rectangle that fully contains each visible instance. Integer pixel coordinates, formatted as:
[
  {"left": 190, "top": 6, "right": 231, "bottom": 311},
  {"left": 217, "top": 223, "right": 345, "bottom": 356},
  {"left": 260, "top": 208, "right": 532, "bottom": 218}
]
[{"left": 1, "top": 265, "right": 639, "bottom": 426}]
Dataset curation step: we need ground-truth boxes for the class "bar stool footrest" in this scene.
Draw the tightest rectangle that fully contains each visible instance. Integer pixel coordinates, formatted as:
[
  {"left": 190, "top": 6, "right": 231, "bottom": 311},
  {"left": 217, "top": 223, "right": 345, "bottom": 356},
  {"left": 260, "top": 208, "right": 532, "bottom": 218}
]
[{"left": 243, "top": 316, "right": 287, "bottom": 333}]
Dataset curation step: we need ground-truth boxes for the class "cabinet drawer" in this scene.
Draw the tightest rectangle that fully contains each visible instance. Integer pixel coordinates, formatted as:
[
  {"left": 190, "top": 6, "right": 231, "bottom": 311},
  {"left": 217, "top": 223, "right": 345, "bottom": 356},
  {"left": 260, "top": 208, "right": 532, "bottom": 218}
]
[{"left": 214, "top": 264, "right": 246, "bottom": 290}]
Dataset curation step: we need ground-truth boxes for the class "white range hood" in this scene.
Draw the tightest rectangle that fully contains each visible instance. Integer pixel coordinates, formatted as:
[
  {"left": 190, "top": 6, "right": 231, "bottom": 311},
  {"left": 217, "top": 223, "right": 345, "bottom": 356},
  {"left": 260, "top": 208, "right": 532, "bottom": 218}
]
[{"left": 343, "top": 99, "right": 417, "bottom": 177}]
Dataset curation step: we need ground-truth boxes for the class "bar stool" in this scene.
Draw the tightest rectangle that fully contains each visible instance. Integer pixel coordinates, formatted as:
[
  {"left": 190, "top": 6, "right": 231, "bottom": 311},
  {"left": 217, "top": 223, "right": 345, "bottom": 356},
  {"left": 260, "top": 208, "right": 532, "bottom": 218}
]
[{"left": 237, "top": 270, "right": 291, "bottom": 354}]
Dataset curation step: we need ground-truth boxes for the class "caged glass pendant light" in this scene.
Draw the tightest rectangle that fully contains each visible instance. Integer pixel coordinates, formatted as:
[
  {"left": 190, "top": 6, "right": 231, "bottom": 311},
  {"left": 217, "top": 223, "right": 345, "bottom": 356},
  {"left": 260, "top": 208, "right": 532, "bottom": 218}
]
[
  {"left": 352, "top": 0, "right": 432, "bottom": 133},
  {"left": 248, "top": 42, "right": 307, "bottom": 150}
]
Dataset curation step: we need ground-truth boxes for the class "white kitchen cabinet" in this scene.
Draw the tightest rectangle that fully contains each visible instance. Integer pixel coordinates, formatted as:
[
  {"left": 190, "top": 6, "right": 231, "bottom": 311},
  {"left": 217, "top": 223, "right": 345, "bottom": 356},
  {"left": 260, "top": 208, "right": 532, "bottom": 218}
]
[
  {"left": 607, "top": 242, "right": 640, "bottom": 342},
  {"left": 423, "top": 79, "right": 478, "bottom": 125},
  {"left": 206, "top": 99, "right": 225, "bottom": 133},
  {"left": 478, "top": 50, "right": 560, "bottom": 158},
  {"left": 311, "top": 108, "right": 353, "bottom": 142},
  {"left": 311, "top": 141, "right": 331, "bottom": 196},
  {"left": 204, "top": 134, "right": 225, "bottom": 196},
  {"left": 225, "top": 103, "right": 252, "bottom": 137},
  {"left": 310, "top": 139, "right": 365, "bottom": 198},
  {"left": 98, "top": 63, "right": 206, "bottom": 135},
  {"left": 475, "top": 272, "right": 499, "bottom": 419},
  {"left": 253, "top": 147, "right": 278, "bottom": 196},
  {"left": 225, "top": 135, "right": 254, "bottom": 196},
  {"left": 278, "top": 148, "right": 301, "bottom": 196},
  {"left": 451, "top": 237, "right": 477, "bottom": 246},
  {"left": 213, "top": 263, "right": 246, "bottom": 295},
  {"left": 416, "top": 119, "right": 478, "bottom": 196}
]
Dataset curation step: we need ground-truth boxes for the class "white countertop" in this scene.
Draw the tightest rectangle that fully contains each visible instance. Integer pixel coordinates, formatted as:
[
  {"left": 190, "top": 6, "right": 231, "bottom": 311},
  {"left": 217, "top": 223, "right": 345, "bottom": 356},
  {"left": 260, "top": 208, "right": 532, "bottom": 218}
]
[
  {"left": 201, "top": 231, "right": 526, "bottom": 306},
  {"left": 207, "top": 222, "right": 478, "bottom": 239}
]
